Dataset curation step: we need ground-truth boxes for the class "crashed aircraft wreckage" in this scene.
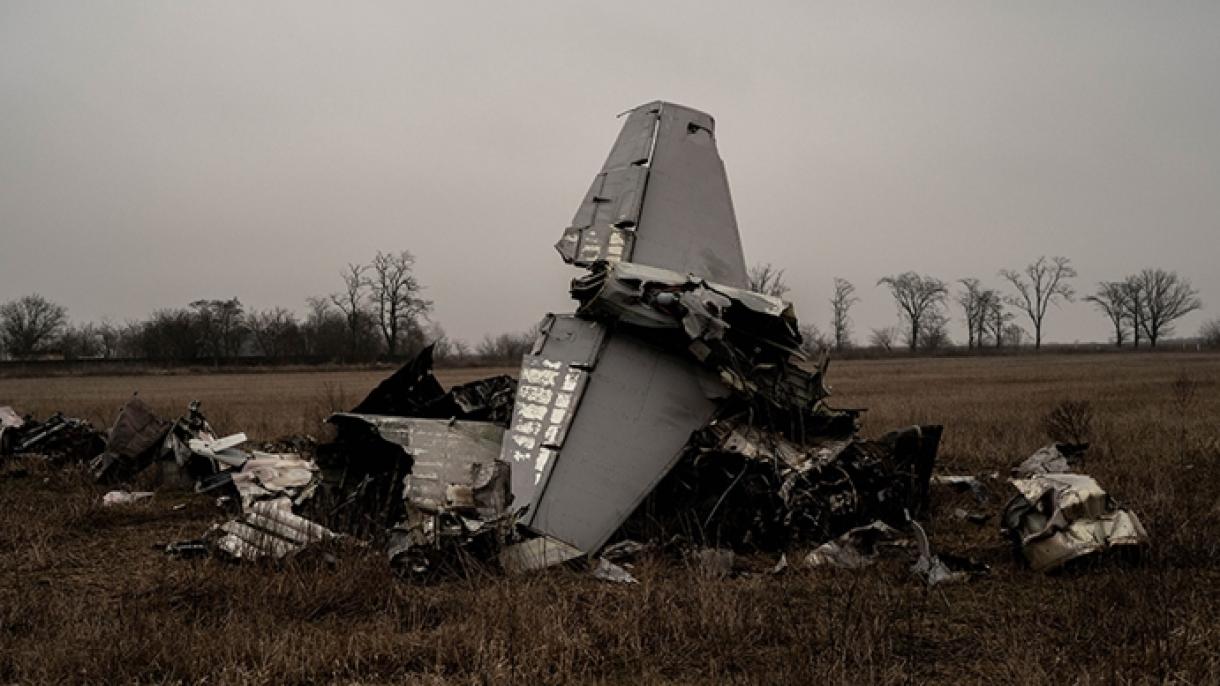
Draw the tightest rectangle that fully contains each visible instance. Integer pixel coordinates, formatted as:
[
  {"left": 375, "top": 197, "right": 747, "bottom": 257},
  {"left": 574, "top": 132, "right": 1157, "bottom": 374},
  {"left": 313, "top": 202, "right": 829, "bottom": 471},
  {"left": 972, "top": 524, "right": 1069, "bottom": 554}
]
[
  {"left": 304, "top": 101, "right": 943, "bottom": 577},
  {"left": 0, "top": 102, "right": 1150, "bottom": 580}
]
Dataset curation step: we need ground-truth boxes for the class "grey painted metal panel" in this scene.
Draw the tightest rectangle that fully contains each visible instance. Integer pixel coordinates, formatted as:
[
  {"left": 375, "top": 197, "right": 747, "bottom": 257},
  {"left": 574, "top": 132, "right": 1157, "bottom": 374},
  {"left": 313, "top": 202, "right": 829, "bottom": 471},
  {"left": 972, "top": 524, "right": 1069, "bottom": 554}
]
[
  {"left": 556, "top": 101, "right": 748, "bottom": 288},
  {"left": 502, "top": 314, "right": 607, "bottom": 511},
  {"left": 525, "top": 334, "right": 720, "bottom": 553},
  {"left": 630, "top": 103, "right": 748, "bottom": 288}
]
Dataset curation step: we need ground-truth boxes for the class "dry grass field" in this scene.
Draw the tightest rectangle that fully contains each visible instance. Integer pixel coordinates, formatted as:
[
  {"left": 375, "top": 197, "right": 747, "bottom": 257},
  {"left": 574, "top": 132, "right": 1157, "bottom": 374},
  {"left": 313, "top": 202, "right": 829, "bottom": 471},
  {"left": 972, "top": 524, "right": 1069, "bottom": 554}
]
[{"left": 2, "top": 353, "right": 1219, "bottom": 683}]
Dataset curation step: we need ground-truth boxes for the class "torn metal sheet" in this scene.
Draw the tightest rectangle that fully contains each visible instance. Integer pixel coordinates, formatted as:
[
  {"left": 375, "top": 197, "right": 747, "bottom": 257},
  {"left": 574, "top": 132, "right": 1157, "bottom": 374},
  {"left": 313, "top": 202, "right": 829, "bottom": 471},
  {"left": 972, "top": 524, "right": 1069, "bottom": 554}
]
[
  {"left": 499, "top": 536, "right": 585, "bottom": 574},
  {"left": 328, "top": 413, "right": 507, "bottom": 517},
  {"left": 1013, "top": 442, "right": 1088, "bottom": 477},
  {"left": 90, "top": 396, "right": 173, "bottom": 482},
  {"left": 216, "top": 498, "right": 336, "bottom": 561},
  {"left": 1003, "top": 471, "right": 1148, "bottom": 572},
  {"left": 804, "top": 522, "right": 905, "bottom": 569},
  {"left": 625, "top": 420, "right": 940, "bottom": 551},
  {"left": 351, "top": 344, "right": 447, "bottom": 417},
  {"left": 349, "top": 344, "right": 517, "bottom": 424},
  {"left": 321, "top": 412, "right": 511, "bottom": 576},
  {"left": 556, "top": 101, "right": 748, "bottom": 288},
  {"left": 571, "top": 260, "right": 799, "bottom": 357},
  {"left": 230, "top": 453, "right": 320, "bottom": 509},
  {"left": 188, "top": 433, "right": 250, "bottom": 469},
  {"left": 909, "top": 520, "right": 967, "bottom": 586}
]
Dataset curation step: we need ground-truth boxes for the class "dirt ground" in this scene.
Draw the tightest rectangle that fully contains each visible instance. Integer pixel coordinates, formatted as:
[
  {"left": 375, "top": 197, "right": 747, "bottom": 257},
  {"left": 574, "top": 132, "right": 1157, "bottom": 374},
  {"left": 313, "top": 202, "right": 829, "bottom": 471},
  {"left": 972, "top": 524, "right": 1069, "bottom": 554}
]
[{"left": 2, "top": 353, "right": 1219, "bottom": 683}]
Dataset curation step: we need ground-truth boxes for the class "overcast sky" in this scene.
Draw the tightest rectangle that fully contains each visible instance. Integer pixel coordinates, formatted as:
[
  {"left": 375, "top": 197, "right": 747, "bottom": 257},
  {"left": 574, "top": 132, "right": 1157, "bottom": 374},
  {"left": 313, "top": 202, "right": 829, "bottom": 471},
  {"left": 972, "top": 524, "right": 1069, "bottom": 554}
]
[{"left": 2, "top": 2, "right": 1217, "bottom": 346}]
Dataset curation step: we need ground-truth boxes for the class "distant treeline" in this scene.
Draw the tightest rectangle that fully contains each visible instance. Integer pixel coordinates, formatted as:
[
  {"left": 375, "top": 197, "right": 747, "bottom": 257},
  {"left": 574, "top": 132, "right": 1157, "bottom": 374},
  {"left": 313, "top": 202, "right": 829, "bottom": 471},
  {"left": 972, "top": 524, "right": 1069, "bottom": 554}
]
[{"left": 2, "top": 252, "right": 1219, "bottom": 366}]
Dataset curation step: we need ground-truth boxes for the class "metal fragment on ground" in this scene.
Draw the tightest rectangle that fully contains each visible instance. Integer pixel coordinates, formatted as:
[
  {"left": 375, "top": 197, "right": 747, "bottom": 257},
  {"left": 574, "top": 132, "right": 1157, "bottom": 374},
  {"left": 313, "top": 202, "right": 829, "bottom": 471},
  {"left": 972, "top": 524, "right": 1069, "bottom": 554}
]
[
  {"left": 323, "top": 412, "right": 511, "bottom": 575},
  {"left": 230, "top": 453, "right": 320, "bottom": 509},
  {"left": 2, "top": 410, "right": 105, "bottom": 462},
  {"left": 1002, "top": 471, "right": 1148, "bottom": 572},
  {"left": 500, "top": 536, "right": 585, "bottom": 574},
  {"left": 1013, "top": 442, "right": 1088, "bottom": 477},
  {"left": 804, "top": 522, "right": 906, "bottom": 569},
  {"left": 90, "top": 396, "right": 172, "bottom": 482},
  {"left": 215, "top": 498, "right": 336, "bottom": 561},
  {"left": 591, "top": 557, "right": 637, "bottom": 584},
  {"left": 909, "top": 520, "right": 969, "bottom": 586},
  {"left": 102, "top": 490, "right": 155, "bottom": 506}
]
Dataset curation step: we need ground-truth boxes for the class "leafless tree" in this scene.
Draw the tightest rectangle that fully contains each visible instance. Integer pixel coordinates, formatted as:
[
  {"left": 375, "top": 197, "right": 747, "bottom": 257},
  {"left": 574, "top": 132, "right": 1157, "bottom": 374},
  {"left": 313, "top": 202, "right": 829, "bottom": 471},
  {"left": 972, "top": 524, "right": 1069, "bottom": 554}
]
[
  {"left": 1084, "top": 282, "right": 1131, "bottom": 347},
  {"left": 869, "top": 326, "right": 898, "bottom": 352},
  {"left": 138, "top": 308, "right": 200, "bottom": 361},
  {"left": 829, "top": 278, "right": 858, "bottom": 351},
  {"left": 117, "top": 320, "right": 146, "bottom": 359},
  {"left": 330, "top": 263, "right": 372, "bottom": 360},
  {"left": 97, "top": 319, "right": 123, "bottom": 358},
  {"left": 983, "top": 298, "right": 1013, "bottom": 349},
  {"left": 190, "top": 298, "right": 247, "bottom": 363},
  {"left": 956, "top": 278, "right": 1000, "bottom": 349},
  {"left": 1121, "top": 275, "right": 1146, "bottom": 348},
  {"left": 1129, "top": 268, "right": 1202, "bottom": 347},
  {"left": 1200, "top": 318, "right": 1220, "bottom": 349},
  {"left": 302, "top": 296, "right": 349, "bottom": 359},
  {"left": 799, "top": 324, "right": 831, "bottom": 358},
  {"left": 918, "top": 310, "right": 951, "bottom": 351},
  {"left": 248, "top": 307, "right": 302, "bottom": 360},
  {"left": 877, "top": 272, "right": 948, "bottom": 352},
  {"left": 368, "top": 250, "right": 433, "bottom": 358},
  {"left": 1003, "top": 324, "right": 1026, "bottom": 348},
  {"left": 1000, "top": 256, "right": 1076, "bottom": 350},
  {"left": 59, "top": 323, "right": 102, "bottom": 360},
  {"left": 0, "top": 294, "right": 68, "bottom": 358},
  {"left": 476, "top": 328, "right": 538, "bottom": 364},
  {"left": 748, "top": 263, "right": 790, "bottom": 298}
]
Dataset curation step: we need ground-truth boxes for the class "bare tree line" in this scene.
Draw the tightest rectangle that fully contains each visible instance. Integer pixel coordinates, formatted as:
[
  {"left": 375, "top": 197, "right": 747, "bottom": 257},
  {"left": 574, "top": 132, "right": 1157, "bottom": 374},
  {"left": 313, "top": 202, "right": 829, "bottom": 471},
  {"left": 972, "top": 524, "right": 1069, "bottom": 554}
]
[
  {"left": 0, "top": 253, "right": 1214, "bottom": 364},
  {"left": 748, "top": 256, "right": 1207, "bottom": 353}
]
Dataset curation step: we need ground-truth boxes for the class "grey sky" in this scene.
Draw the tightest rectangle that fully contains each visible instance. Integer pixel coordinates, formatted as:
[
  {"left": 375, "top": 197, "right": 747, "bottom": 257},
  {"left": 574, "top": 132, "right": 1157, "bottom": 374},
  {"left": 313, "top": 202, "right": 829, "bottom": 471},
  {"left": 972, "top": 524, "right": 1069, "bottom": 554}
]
[{"left": 2, "top": 1, "right": 1217, "bottom": 346}]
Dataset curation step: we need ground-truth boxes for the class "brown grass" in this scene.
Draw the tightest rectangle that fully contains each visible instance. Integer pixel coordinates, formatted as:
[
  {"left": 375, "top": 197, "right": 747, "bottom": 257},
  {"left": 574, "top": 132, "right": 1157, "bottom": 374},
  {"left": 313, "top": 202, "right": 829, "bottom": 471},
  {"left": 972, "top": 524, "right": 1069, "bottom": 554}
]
[{"left": 2, "top": 353, "right": 1219, "bottom": 683}]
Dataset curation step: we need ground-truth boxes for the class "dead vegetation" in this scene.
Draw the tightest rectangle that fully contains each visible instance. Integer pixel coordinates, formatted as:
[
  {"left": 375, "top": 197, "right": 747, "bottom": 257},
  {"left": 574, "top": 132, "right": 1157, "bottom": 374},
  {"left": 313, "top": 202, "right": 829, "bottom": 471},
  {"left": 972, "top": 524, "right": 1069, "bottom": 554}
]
[{"left": 2, "top": 353, "right": 1220, "bottom": 683}]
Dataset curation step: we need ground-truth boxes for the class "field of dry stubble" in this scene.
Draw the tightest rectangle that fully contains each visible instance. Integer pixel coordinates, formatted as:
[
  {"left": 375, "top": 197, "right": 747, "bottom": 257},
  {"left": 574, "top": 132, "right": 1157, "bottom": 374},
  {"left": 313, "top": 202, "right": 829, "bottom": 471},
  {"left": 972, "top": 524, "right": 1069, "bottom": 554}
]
[{"left": 2, "top": 352, "right": 1219, "bottom": 683}]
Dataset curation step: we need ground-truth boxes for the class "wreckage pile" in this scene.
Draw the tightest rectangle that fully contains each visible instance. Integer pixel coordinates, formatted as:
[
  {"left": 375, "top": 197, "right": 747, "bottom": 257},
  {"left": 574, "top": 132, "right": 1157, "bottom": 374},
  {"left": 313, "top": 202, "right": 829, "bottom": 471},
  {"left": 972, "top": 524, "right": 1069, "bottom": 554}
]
[
  {"left": 0, "top": 101, "right": 1150, "bottom": 583},
  {"left": 0, "top": 405, "right": 104, "bottom": 463}
]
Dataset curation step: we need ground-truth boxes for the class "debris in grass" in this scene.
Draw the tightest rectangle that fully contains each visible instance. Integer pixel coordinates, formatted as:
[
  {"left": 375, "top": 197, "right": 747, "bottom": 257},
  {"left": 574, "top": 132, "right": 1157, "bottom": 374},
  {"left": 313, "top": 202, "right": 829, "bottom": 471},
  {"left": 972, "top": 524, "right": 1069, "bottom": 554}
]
[
  {"left": 102, "top": 490, "right": 154, "bottom": 506},
  {"left": 1002, "top": 444, "right": 1148, "bottom": 572}
]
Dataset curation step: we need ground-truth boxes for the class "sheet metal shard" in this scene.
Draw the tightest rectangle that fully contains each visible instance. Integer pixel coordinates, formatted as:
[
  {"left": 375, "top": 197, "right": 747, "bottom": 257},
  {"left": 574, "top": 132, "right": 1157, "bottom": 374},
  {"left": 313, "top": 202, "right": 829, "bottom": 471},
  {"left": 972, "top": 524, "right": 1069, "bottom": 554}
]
[
  {"left": 216, "top": 498, "right": 336, "bottom": 561},
  {"left": 328, "top": 414, "right": 507, "bottom": 516},
  {"left": 1003, "top": 470, "right": 1148, "bottom": 572},
  {"left": 350, "top": 343, "right": 518, "bottom": 423},
  {"left": 230, "top": 453, "right": 320, "bottom": 509},
  {"left": 90, "top": 397, "right": 173, "bottom": 482},
  {"left": 557, "top": 101, "right": 748, "bottom": 288},
  {"left": 499, "top": 536, "right": 585, "bottom": 574}
]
